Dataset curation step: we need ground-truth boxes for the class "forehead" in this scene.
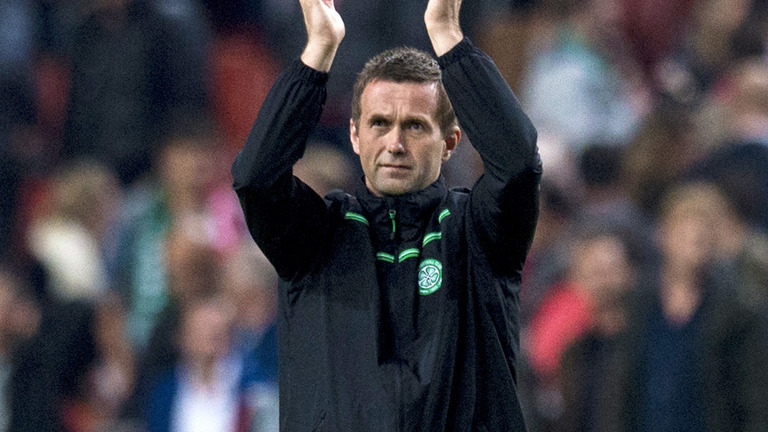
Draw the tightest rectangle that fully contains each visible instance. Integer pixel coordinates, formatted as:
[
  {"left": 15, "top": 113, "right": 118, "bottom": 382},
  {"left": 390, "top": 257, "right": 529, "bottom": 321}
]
[{"left": 360, "top": 80, "right": 440, "bottom": 118}]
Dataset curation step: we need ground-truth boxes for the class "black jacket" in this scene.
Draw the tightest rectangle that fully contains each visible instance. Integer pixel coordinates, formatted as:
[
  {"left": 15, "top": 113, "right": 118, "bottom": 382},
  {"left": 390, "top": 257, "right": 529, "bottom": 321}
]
[{"left": 232, "top": 38, "right": 541, "bottom": 432}]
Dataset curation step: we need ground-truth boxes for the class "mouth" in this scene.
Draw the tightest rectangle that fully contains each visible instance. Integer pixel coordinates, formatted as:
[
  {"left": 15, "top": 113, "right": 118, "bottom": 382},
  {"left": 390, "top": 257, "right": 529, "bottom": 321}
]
[{"left": 379, "top": 164, "right": 411, "bottom": 174}]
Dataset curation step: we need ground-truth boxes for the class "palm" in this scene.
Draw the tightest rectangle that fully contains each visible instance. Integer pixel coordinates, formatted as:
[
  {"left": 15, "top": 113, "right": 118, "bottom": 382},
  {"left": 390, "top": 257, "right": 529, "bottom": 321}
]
[
  {"left": 424, "top": 0, "right": 463, "bottom": 56},
  {"left": 425, "top": 0, "right": 461, "bottom": 29},
  {"left": 303, "top": 0, "right": 345, "bottom": 48},
  {"left": 323, "top": 1, "right": 345, "bottom": 43}
]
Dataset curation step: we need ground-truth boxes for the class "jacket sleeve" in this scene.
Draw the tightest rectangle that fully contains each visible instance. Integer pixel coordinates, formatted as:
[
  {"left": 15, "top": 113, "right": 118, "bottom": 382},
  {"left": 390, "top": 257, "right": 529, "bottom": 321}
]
[
  {"left": 438, "top": 38, "right": 542, "bottom": 277},
  {"left": 231, "top": 59, "right": 332, "bottom": 280}
]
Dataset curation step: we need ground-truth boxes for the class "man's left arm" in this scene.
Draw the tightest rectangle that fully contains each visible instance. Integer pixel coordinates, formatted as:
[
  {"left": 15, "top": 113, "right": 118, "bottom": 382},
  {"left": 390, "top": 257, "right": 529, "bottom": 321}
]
[
  {"left": 426, "top": 0, "right": 540, "bottom": 275},
  {"left": 439, "top": 39, "right": 541, "bottom": 275}
]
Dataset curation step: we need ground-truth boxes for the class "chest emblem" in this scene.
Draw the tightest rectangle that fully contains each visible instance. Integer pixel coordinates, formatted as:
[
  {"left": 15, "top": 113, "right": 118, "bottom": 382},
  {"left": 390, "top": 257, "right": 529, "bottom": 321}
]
[{"left": 418, "top": 259, "right": 443, "bottom": 295}]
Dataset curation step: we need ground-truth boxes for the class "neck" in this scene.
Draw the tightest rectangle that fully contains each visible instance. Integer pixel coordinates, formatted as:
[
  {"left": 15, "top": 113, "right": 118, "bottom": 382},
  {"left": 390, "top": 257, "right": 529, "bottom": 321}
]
[
  {"left": 660, "top": 262, "right": 702, "bottom": 324},
  {"left": 187, "top": 356, "right": 218, "bottom": 387}
]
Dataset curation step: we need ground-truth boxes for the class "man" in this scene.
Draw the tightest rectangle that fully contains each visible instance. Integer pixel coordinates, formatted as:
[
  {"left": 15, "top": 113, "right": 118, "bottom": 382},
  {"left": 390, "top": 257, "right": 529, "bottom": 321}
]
[{"left": 231, "top": 0, "right": 541, "bottom": 430}]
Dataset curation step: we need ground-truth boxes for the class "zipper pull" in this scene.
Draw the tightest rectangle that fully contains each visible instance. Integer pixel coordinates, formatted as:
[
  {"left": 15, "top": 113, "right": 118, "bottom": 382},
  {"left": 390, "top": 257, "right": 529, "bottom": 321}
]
[{"left": 389, "top": 209, "right": 396, "bottom": 240}]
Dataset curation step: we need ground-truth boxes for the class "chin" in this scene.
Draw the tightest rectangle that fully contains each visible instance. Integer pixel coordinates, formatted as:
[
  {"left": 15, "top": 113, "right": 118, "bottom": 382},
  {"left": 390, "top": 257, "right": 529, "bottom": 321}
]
[
  {"left": 380, "top": 187, "right": 410, "bottom": 196},
  {"left": 375, "top": 182, "right": 414, "bottom": 197}
]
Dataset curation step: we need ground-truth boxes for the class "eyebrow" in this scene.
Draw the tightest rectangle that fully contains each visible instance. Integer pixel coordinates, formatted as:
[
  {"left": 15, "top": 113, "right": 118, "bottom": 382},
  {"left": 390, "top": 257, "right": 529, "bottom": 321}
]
[{"left": 365, "top": 112, "right": 433, "bottom": 124}]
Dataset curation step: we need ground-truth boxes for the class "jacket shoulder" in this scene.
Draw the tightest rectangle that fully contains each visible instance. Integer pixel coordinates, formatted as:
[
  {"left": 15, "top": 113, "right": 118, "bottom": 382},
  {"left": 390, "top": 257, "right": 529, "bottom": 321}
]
[{"left": 325, "top": 189, "right": 363, "bottom": 216}]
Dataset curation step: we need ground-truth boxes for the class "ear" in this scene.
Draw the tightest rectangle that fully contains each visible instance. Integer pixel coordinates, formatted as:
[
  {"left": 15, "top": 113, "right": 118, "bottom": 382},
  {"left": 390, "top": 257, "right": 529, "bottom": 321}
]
[
  {"left": 441, "top": 126, "right": 461, "bottom": 162},
  {"left": 350, "top": 118, "right": 361, "bottom": 155}
]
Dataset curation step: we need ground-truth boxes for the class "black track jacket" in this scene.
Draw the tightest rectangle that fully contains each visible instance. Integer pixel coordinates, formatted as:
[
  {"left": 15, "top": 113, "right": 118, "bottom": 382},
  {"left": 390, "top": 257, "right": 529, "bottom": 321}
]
[{"left": 232, "top": 38, "right": 541, "bottom": 432}]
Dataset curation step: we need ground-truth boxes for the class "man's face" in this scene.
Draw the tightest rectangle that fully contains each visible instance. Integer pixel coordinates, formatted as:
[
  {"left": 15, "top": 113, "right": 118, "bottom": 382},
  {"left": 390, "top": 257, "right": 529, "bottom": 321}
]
[
  {"left": 350, "top": 80, "right": 459, "bottom": 196},
  {"left": 660, "top": 213, "right": 715, "bottom": 271}
]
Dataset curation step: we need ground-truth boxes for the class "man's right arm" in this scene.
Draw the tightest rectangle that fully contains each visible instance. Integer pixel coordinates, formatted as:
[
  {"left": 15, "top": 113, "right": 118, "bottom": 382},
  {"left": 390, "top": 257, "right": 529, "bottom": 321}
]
[
  {"left": 231, "top": 61, "right": 330, "bottom": 280},
  {"left": 231, "top": 0, "right": 345, "bottom": 280}
]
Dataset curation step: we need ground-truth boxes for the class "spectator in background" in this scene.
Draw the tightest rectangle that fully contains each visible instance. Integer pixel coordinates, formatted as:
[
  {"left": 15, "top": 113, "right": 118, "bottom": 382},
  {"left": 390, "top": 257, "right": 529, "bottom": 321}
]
[
  {"left": 520, "top": 0, "right": 650, "bottom": 153},
  {"left": 26, "top": 160, "right": 121, "bottom": 303},
  {"left": 144, "top": 294, "right": 244, "bottom": 432},
  {"left": 221, "top": 241, "right": 279, "bottom": 432},
  {"left": 9, "top": 159, "right": 130, "bottom": 432},
  {"left": 139, "top": 229, "right": 281, "bottom": 432},
  {"left": 684, "top": 73, "right": 768, "bottom": 308},
  {"left": 53, "top": 296, "right": 136, "bottom": 432},
  {"left": 8, "top": 284, "right": 97, "bottom": 432},
  {"left": 63, "top": 0, "right": 208, "bottom": 186},
  {"left": 112, "top": 119, "right": 242, "bottom": 353},
  {"left": 153, "top": 0, "right": 210, "bottom": 54},
  {"left": 129, "top": 214, "right": 223, "bottom": 423},
  {"left": 0, "top": 0, "right": 33, "bottom": 113},
  {"left": 554, "top": 231, "right": 638, "bottom": 432},
  {"left": 611, "top": 182, "right": 768, "bottom": 432},
  {"left": 0, "top": 0, "right": 34, "bottom": 141},
  {"left": 524, "top": 226, "right": 637, "bottom": 428}
]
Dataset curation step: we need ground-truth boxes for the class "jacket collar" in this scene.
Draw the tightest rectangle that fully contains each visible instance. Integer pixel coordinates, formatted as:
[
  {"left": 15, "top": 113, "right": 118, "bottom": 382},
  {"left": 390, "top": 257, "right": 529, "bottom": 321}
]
[{"left": 356, "top": 177, "right": 446, "bottom": 244}]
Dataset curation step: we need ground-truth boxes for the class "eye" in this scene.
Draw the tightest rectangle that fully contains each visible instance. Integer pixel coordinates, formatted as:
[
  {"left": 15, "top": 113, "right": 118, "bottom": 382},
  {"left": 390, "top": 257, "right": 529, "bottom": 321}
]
[
  {"left": 406, "top": 121, "right": 424, "bottom": 131},
  {"left": 370, "top": 118, "right": 388, "bottom": 128}
]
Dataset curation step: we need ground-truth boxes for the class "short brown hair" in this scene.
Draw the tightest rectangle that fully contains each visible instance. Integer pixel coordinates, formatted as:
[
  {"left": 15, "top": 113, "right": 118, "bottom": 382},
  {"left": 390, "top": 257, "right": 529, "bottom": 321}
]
[{"left": 351, "top": 47, "right": 458, "bottom": 137}]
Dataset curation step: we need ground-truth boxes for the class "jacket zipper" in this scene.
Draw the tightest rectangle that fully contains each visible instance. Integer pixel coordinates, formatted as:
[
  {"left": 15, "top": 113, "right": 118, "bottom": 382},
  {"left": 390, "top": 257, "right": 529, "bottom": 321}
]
[{"left": 389, "top": 209, "right": 397, "bottom": 240}]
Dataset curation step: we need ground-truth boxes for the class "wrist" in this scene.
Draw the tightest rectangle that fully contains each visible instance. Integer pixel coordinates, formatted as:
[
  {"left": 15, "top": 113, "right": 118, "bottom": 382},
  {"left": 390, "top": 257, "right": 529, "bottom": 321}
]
[
  {"left": 301, "top": 40, "right": 340, "bottom": 72},
  {"left": 427, "top": 24, "right": 463, "bottom": 57}
]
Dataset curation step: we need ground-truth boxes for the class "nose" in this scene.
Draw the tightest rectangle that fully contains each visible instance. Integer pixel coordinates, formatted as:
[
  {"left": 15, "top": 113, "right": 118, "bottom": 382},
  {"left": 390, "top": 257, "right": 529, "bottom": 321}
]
[{"left": 385, "top": 128, "right": 406, "bottom": 154}]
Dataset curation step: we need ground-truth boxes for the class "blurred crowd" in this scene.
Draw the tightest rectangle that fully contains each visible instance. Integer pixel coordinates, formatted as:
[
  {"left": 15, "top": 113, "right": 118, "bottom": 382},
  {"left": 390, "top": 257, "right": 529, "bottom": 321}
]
[{"left": 0, "top": 0, "right": 767, "bottom": 431}]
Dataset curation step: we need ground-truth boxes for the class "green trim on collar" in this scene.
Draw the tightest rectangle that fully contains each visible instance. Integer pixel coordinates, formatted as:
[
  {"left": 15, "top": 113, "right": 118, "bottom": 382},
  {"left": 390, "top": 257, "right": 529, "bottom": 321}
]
[
  {"left": 344, "top": 211, "right": 369, "bottom": 226},
  {"left": 438, "top": 208, "right": 451, "bottom": 223}
]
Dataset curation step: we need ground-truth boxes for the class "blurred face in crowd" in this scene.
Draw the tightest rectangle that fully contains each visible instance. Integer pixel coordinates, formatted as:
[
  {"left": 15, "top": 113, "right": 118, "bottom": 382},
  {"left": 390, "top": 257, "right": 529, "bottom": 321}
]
[
  {"left": 160, "top": 139, "right": 216, "bottom": 204},
  {"left": 180, "top": 298, "right": 234, "bottom": 363},
  {"left": 571, "top": 234, "right": 633, "bottom": 307},
  {"left": 660, "top": 211, "right": 717, "bottom": 271},
  {"left": 54, "top": 161, "right": 121, "bottom": 240},
  {"left": 350, "top": 80, "right": 459, "bottom": 196},
  {"left": 658, "top": 183, "right": 728, "bottom": 273}
]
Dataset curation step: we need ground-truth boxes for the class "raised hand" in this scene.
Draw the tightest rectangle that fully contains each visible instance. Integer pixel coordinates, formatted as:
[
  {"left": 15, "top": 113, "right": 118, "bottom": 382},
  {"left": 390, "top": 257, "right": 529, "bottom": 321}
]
[
  {"left": 300, "top": 0, "right": 345, "bottom": 72},
  {"left": 424, "top": 0, "right": 464, "bottom": 56}
]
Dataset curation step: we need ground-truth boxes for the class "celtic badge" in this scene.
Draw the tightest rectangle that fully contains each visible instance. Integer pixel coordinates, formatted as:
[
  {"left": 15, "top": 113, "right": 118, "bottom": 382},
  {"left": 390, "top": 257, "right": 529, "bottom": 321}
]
[{"left": 418, "top": 259, "right": 443, "bottom": 295}]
